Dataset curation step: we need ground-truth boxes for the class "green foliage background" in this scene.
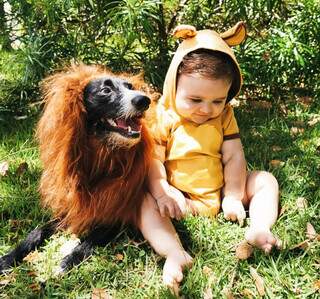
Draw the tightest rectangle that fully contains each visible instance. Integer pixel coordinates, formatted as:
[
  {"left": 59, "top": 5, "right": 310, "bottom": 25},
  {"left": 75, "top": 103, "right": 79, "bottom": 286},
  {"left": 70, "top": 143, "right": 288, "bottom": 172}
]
[{"left": 0, "top": 0, "right": 319, "bottom": 115}]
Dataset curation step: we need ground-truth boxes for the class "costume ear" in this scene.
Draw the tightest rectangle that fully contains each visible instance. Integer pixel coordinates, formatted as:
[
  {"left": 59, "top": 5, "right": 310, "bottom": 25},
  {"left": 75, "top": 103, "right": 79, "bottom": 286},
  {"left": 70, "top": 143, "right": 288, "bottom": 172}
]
[
  {"left": 220, "top": 21, "right": 246, "bottom": 46},
  {"left": 172, "top": 25, "right": 197, "bottom": 39}
]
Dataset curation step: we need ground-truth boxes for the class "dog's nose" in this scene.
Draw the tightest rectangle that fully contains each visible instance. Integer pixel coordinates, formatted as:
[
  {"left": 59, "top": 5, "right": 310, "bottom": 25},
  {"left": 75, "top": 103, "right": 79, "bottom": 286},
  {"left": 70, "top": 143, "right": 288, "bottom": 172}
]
[{"left": 131, "top": 95, "right": 151, "bottom": 111}]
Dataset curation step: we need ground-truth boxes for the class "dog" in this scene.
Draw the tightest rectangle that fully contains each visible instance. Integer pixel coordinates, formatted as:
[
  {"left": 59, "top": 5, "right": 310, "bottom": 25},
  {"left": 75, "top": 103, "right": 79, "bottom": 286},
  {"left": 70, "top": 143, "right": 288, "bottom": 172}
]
[{"left": 0, "top": 63, "right": 154, "bottom": 273}]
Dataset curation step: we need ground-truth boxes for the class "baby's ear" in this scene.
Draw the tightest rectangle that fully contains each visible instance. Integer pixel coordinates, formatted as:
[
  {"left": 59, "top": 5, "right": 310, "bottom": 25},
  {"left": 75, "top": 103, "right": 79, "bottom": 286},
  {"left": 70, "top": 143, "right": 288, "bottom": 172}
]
[
  {"left": 220, "top": 21, "right": 246, "bottom": 46},
  {"left": 172, "top": 25, "right": 197, "bottom": 39}
]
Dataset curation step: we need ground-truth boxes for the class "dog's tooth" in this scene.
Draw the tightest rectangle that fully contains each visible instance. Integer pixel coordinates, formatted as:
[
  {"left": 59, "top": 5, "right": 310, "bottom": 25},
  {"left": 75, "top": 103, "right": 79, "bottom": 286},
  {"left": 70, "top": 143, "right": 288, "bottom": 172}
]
[
  {"left": 108, "top": 119, "right": 116, "bottom": 126},
  {"left": 128, "top": 126, "right": 132, "bottom": 132}
]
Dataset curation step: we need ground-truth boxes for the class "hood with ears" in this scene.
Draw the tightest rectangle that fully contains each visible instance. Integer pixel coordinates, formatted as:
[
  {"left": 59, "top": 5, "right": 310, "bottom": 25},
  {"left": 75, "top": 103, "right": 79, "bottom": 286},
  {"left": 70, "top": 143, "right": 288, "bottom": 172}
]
[{"left": 160, "top": 22, "right": 246, "bottom": 110}]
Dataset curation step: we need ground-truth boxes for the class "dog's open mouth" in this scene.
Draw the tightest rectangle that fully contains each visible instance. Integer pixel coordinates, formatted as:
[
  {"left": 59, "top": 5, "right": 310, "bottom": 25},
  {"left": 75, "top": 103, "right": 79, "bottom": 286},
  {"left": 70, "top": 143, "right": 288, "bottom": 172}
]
[{"left": 99, "top": 115, "right": 143, "bottom": 138}]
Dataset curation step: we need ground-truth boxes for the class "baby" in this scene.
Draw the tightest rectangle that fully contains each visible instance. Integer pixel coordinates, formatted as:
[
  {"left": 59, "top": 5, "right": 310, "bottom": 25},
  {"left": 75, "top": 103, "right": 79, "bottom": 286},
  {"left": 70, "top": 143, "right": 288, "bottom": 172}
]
[{"left": 138, "top": 23, "right": 281, "bottom": 290}]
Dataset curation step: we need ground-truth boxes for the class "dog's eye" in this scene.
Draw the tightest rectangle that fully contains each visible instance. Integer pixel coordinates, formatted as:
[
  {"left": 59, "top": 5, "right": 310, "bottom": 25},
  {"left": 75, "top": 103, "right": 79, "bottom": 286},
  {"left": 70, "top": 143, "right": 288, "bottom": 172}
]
[
  {"left": 124, "top": 82, "right": 133, "bottom": 90},
  {"left": 101, "top": 86, "right": 112, "bottom": 94}
]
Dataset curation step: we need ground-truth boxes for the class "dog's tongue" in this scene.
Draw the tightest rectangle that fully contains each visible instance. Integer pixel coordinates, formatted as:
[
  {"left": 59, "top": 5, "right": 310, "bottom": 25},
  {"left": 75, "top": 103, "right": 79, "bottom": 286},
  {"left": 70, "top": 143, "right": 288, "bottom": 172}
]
[{"left": 115, "top": 118, "right": 141, "bottom": 131}]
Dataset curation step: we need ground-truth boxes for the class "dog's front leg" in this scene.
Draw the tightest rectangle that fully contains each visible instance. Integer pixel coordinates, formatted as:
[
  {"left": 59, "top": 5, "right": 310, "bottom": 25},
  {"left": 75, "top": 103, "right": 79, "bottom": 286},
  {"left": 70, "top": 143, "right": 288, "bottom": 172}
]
[
  {"left": 59, "top": 224, "right": 121, "bottom": 272},
  {"left": 0, "top": 220, "right": 58, "bottom": 273}
]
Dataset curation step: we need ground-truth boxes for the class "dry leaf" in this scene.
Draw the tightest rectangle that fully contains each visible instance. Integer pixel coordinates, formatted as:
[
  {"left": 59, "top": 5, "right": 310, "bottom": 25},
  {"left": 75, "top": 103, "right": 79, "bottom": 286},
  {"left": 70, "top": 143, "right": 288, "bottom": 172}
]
[
  {"left": 269, "top": 160, "right": 284, "bottom": 167},
  {"left": 313, "top": 280, "right": 320, "bottom": 291},
  {"left": 202, "top": 266, "right": 213, "bottom": 276},
  {"left": 290, "top": 240, "right": 310, "bottom": 250},
  {"left": 290, "top": 127, "right": 305, "bottom": 135},
  {"left": 223, "top": 288, "right": 235, "bottom": 299},
  {"left": 308, "top": 115, "right": 320, "bottom": 126},
  {"left": 115, "top": 253, "right": 124, "bottom": 261},
  {"left": 291, "top": 121, "right": 305, "bottom": 127},
  {"left": 271, "top": 145, "right": 282, "bottom": 152},
  {"left": 241, "top": 288, "right": 254, "bottom": 298},
  {"left": 296, "top": 197, "right": 308, "bottom": 210},
  {"left": 297, "top": 96, "right": 313, "bottom": 107},
  {"left": 23, "top": 250, "right": 40, "bottom": 263},
  {"left": 306, "top": 223, "right": 317, "bottom": 240},
  {"left": 279, "top": 205, "right": 288, "bottom": 216},
  {"left": 29, "top": 283, "right": 41, "bottom": 292},
  {"left": 27, "top": 271, "right": 37, "bottom": 277},
  {"left": 0, "top": 161, "right": 9, "bottom": 176},
  {"left": 280, "top": 103, "right": 288, "bottom": 115},
  {"left": 203, "top": 286, "right": 213, "bottom": 299},
  {"left": 235, "top": 241, "right": 253, "bottom": 260},
  {"left": 16, "top": 162, "right": 28, "bottom": 176},
  {"left": 250, "top": 100, "right": 272, "bottom": 109},
  {"left": 0, "top": 273, "right": 16, "bottom": 286},
  {"left": 91, "top": 288, "right": 113, "bottom": 299},
  {"left": 249, "top": 267, "right": 265, "bottom": 296}
]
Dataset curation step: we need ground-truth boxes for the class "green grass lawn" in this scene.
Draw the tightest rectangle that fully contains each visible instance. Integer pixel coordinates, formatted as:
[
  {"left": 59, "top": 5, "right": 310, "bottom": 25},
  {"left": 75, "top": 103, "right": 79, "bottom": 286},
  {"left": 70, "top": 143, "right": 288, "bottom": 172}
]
[{"left": 0, "top": 95, "right": 319, "bottom": 298}]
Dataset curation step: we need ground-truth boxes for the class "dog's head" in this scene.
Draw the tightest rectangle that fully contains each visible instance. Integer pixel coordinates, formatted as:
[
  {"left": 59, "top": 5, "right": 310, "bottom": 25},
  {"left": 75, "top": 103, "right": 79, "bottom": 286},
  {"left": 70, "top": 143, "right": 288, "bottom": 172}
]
[{"left": 83, "top": 76, "right": 151, "bottom": 148}]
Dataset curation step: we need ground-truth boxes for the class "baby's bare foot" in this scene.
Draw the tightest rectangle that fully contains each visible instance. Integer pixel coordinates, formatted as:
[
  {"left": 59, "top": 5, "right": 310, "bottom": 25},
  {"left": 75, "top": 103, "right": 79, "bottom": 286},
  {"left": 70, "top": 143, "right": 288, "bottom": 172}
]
[
  {"left": 245, "top": 227, "right": 282, "bottom": 254},
  {"left": 163, "top": 250, "right": 193, "bottom": 295}
]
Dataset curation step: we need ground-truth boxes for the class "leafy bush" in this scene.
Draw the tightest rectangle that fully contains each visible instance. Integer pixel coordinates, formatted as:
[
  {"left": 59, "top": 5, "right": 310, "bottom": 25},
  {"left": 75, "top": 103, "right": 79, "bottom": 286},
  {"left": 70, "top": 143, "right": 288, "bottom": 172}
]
[{"left": 0, "top": 0, "right": 319, "bottom": 115}]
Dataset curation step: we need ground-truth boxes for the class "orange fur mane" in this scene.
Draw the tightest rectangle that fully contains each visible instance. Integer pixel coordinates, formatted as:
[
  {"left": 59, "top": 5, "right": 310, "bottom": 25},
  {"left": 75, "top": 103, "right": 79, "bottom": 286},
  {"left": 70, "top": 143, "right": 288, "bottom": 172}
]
[{"left": 36, "top": 64, "right": 154, "bottom": 234}]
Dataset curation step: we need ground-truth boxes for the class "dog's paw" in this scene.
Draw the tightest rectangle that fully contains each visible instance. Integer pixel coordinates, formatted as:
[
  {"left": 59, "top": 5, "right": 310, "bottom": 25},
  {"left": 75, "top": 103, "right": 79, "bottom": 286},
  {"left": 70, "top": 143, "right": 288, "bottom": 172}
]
[
  {"left": 59, "top": 242, "right": 93, "bottom": 272},
  {"left": 0, "top": 254, "right": 14, "bottom": 274}
]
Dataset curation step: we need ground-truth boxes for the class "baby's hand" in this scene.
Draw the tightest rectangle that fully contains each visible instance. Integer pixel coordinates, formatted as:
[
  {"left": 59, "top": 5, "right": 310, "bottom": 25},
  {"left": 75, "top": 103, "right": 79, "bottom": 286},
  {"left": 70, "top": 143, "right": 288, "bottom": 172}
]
[
  {"left": 155, "top": 185, "right": 187, "bottom": 220},
  {"left": 222, "top": 196, "right": 246, "bottom": 226}
]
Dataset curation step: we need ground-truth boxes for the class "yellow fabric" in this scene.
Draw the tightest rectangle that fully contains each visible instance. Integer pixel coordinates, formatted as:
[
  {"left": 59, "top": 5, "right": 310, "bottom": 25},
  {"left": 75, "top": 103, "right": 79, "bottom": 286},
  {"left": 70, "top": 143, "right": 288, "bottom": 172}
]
[
  {"left": 156, "top": 104, "right": 239, "bottom": 216},
  {"left": 153, "top": 27, "right": 242, "bottom": 217}
]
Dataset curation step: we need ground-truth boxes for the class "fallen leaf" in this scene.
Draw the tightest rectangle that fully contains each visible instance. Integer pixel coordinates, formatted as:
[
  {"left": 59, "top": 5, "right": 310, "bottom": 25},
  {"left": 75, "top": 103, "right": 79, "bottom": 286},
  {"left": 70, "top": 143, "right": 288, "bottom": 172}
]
[
  {"left": 249, "top": 267, "right": 265, "bottom": 296},
  {"left": 0, "top": 161, "right": 9, "bottom": 176},
  {"left": 296, "top": 197, "right": 308, "bottom": 210},
  {"left": 115, "top": 253, "right": 124, "bottom": 261},
  {"left": 306, "top": 223, "right": 317, "bottom": 240},
  {"left": 91, "top": 288, "right": 113, "bottom": 299},
  {"left": 269, "top": 160, "right": 284, "bottom": 167},
  {"left": 0, "top": 273, "right": 16, "bottom": 286},
  {"left": 202, "top": 266, "right": 213, "bottom": 276},
  {"left": 23, "top": 250, "right": 40, "bottom": 264},
  {"left": 308, "top": 115, "right": 320, "bottom": 126},
  {"left": 280, "top": 103, "right": 288, "bottom": 115},
  {"left": 291, "top": 120, "right": 305, "bottom": 127},
  {"left": 29, "top": 283, "right": 41, "bottom": 292},
  {"left": 235, "top": 241, "right": 253, "bottom": 260},
  {"left": 241, "top": 288, "right": 254, "bottom": 298},
  {"left": 223, "top": 288, "right": 235, "bottom": 299},
  {"left": 279, "top": 205, "right": 288, "bottom": 216},
  {"left": 293, "top": 286, "right": 302, "bottom": 294},
  {"left": 290, "top": 240, "right": 310, "bottom": 250},
  {"left": 16, "top": 162, "right": 28, "bottom": 176},
  {"left": 250, "top": 100, "right": 272, "bottom": 109},
  {"left": 203, "top": 286, "right": 213, "bottom": 299},
  {"left": 297, "top": 96, "right": 313, "bottom": 107},
  {"left": 271, "top": 145, "right": 282, "bottom": 152},
  {"left": 313, "top": 280, "right": 320, "bottom": 291},
  {"left": 290, "top": 127, "right": 305, "bottom": 135},
  {"left": 27, "top": 271, "right": 37, "bottom": 277}
]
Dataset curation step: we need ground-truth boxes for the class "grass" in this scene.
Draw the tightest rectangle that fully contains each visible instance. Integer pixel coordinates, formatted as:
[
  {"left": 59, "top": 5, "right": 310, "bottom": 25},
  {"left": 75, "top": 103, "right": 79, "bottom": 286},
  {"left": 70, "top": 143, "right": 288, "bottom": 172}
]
[{"left": 0, "top": 94, "right": 319, "bottom": 298}]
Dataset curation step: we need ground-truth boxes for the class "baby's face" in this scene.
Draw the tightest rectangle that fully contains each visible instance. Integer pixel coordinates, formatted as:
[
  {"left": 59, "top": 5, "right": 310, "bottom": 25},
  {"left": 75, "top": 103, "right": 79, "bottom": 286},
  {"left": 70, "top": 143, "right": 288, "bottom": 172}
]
[{"left": 175, "top": 74, "right": 231, "bottom": 124}]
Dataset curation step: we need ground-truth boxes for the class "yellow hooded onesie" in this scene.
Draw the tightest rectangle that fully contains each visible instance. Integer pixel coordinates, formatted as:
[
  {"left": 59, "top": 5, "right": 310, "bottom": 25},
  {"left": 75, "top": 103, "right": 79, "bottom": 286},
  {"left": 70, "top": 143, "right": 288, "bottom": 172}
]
[{"left": 154, "top": 22, "right": 246, "bottom": 216}]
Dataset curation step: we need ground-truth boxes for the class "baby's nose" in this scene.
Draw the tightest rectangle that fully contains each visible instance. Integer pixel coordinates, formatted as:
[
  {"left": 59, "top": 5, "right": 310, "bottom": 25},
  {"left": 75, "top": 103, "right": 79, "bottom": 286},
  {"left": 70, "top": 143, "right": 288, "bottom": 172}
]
[{"left": 199, "top": 103, "right": 212, "bottom": 114}]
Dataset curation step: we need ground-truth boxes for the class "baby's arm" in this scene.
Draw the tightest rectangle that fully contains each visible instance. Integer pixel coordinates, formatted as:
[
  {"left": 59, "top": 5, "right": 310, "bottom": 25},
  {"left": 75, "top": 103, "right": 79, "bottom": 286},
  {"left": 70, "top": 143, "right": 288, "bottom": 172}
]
[
  {"left": 221, "top": 138, "right": 247, "bottom": 225},
  {"left": 148, "top": 145, "right": 187, "bottom": 220}
]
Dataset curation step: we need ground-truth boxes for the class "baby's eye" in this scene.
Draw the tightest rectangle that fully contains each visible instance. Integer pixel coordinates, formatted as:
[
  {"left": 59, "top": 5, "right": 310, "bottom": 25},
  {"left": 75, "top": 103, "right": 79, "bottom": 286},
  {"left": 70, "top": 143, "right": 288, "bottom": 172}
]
[
  {"left": 190, "top": 99, "right": 202, "bottom": 103},
  {"left": 212, "top": 100, "right": 223, "bottom": 105}
]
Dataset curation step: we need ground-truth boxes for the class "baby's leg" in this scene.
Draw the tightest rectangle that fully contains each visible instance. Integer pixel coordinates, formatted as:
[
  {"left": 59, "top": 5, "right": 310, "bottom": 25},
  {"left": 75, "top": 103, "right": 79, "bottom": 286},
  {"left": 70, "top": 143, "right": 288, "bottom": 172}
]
[
  {"left": 138, "top": 193, "right": 193, "bottom": 291},
  {"left": 244, "top": 171, "right": 281, "bottom": 253}
]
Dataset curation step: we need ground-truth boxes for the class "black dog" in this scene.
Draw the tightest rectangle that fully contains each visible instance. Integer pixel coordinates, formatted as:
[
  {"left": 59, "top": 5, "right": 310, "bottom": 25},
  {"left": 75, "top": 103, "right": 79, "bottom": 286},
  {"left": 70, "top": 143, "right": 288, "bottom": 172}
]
[{"left": 0, "top": 64, "right": 153, "bottom": 274}]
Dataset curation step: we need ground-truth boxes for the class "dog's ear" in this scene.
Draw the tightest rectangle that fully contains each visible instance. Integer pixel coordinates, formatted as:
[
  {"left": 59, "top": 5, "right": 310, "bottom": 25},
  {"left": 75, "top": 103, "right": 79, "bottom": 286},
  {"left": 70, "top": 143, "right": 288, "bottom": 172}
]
[
  {"left": 220, "top": 21, "right": 246, "bottom": 46},
  {"left": 37, "top": 64, "right": 102, "bottom": 186},
  {"left": 172, "top": 24, "right": 197, "bottom": 39}
]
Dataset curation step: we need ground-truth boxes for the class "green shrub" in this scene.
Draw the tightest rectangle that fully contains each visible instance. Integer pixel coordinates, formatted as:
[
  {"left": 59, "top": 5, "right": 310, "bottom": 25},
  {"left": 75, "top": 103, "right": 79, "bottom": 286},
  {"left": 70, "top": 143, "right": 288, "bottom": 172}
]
[{"left": 0, "top": 0, "right": 319, "bottom": 115}]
